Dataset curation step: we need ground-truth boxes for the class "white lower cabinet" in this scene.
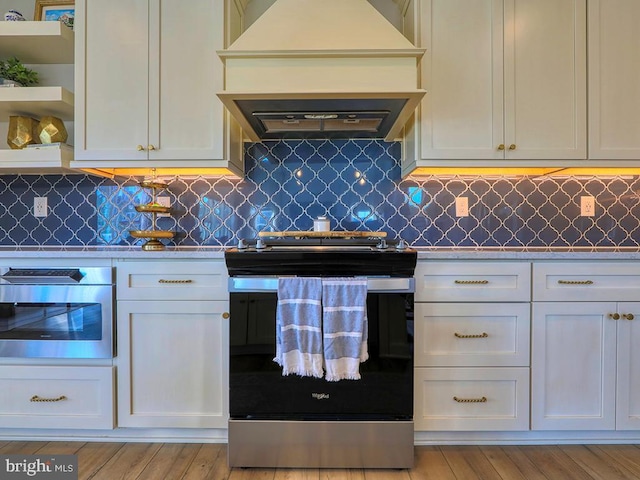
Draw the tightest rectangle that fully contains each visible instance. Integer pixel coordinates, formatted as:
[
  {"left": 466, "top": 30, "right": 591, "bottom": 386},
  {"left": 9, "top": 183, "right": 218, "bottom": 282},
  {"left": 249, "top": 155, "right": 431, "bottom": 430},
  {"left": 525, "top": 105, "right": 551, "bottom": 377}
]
[
  {"left": 532, "top": 301, "right": 640, "bottom": 430},
  {"left": 0, "top": 365, "right": 114, "bottom": 430},
  {"left": 414, "top": 261, "right": 531, "bottom": 431},
  {"left": 532, "top": 262, "right": 640, "bottom": 431},
  {"left": 115, "top": 260, "right": 229, "bottom": 429}
]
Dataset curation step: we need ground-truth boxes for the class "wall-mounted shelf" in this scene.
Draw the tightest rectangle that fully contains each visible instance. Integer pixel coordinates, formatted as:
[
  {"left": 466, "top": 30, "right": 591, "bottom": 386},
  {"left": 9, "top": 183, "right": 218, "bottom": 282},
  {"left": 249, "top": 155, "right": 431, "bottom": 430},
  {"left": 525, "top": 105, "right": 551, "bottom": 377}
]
[
  {"left": 0, "top": 86, "right": 74, "bottom": 120},
  {"left": 0, "top": 21, "right": 74, "bottom": 64},
  {"left": 0, "top": 143, "right": 74, "bottom": 174}
]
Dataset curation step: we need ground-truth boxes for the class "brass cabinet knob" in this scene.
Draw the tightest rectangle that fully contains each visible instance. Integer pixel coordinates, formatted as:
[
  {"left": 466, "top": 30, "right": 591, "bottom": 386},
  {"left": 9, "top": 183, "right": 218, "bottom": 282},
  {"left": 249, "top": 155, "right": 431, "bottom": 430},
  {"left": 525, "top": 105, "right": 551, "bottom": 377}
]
[
  {"left": 509, "top": 144, "right": 516, "bottom": 150},
  {"left": 222, "top": 312, "right": 230, "bottom": 319},
  {"left": 148, "top": 145, "right": 156, "bottom": 151},
  {"left": 497, "top": 144, "right": 505, "bottom": 151},
  {"left": 137, "top": 145, "right": 145, "bottom": 151},
  {"left": 623, "top": 313, "right": 635, "bottom": 321},
  {"left": 609, "top": 313, "right": 621, "bottom": 320}
]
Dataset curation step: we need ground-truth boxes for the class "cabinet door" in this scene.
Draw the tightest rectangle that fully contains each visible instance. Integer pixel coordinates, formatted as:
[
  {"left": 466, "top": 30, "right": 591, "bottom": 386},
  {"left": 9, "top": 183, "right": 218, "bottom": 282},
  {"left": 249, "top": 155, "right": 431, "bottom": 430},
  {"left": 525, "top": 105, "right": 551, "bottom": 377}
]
[
  {"left": 588, "top": 0, "right": 640, "bottom": 159},
  {"left": 151, "top": 0, "right": 225, "bottom": 161},
  {"left": 505, "top": 0, "right": 586, "bottom": 160},
  {"left": 417, "top": 0, "right": 586, "bottom": 162},
  {"left": 531, "top": 302, "right": 616, "bottom": 430},
  {"left": 420, "top": 0, "right": 504, "bottom": 160},
  {"left": 117, "top": 300, "right": 229, "bottom": 428},
  {"left": 75, "top": 0, "right": 150, "bottom": 161},
  {"left": 616, "top": 302, "right": 640, "bottom": 430}
]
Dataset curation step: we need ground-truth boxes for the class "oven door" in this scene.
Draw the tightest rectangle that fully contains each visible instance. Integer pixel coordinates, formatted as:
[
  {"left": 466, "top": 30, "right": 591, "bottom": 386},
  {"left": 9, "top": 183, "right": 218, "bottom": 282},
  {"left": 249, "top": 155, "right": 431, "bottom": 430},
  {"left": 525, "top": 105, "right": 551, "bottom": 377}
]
[
  {"left": 0, "top": 284, "right": 114, "bottom": 359},
  {"left": 229, "top": 277, "right": 414, "bottom": 421}
]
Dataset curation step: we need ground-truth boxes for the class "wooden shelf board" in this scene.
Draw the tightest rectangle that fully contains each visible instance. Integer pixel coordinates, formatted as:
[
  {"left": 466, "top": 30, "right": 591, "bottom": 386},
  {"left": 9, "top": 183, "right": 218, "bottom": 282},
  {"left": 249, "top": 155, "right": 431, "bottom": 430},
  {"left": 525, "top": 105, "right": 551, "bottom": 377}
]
[
  {"left": 0, "top": 86, "right": 74, "bottom": 120},
  {"left": 0, "top": 21, "right": 74, "bottom": 64}
]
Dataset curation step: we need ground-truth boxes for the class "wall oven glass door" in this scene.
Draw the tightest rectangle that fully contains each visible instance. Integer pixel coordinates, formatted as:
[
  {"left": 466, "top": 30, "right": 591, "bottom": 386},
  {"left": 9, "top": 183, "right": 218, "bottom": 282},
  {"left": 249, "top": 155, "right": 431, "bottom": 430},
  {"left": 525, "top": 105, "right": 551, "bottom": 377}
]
[
  {"left": 229, "top": 287, "right": 414, "bottom": 421},
  {"left": 0, "top": 284, "right": 113, "bottom": 359}
]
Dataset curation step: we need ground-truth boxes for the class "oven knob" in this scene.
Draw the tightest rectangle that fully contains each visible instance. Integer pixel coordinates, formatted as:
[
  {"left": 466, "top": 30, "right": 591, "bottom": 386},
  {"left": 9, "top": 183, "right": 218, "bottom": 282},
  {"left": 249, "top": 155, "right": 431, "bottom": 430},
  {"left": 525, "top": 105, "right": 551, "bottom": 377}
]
[
  {"left": 237, "top": 239, "right": 248, "bottom": 250},
  {"left": 256, "top": 239, "right": 265, "bottom": 250},
  {"left": 396, "top": 239, "right": 407, "bottom": 251},
  {"left": 376, "top": 239, "right": 388, "bottom": 250}
]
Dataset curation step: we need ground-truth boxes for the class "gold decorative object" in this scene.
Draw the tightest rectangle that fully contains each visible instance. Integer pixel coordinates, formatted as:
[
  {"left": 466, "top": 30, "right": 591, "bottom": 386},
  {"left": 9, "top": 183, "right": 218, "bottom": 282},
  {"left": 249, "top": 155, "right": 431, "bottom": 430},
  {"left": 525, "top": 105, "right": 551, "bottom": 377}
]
[
  {"left": 130, "top": 170, "right": 175, "bottom": 251},
  {"left": 7, "top": 116, "right": 39, "bottom": 149},
  {"left": 37, "top": 116, "right": 68, "bottom": 144}
]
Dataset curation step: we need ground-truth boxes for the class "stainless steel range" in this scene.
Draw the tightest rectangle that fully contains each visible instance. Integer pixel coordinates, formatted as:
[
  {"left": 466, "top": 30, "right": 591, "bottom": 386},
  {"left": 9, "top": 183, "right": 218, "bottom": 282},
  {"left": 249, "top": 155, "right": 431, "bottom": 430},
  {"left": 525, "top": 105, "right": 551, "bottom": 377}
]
[{"left": 225, "top": 232, "right": 416, "bottom": 469}]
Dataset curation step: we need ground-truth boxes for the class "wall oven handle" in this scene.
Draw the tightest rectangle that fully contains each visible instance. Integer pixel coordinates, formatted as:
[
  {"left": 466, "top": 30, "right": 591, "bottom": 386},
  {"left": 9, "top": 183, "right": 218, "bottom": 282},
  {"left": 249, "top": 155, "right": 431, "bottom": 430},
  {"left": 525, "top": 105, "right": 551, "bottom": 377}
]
[{"left": 229, "top": 277, "right": 414, "bottom": 293}]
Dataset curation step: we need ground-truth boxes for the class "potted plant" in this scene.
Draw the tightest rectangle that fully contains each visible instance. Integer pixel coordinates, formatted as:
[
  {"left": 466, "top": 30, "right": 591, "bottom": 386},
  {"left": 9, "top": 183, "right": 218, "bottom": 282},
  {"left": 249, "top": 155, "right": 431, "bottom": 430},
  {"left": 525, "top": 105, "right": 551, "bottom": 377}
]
[{"left": 0, "top": 57, "right": 39, "bottom": 87}]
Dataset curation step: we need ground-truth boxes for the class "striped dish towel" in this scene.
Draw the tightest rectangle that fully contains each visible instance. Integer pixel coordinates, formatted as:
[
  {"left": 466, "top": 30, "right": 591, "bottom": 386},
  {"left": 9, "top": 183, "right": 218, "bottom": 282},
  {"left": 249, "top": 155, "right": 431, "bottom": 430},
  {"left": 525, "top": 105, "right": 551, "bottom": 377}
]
[
  {"left": 274, "top": 277, "right": 323, "bottom": 378},
  {"left": 322, "top": 277, "right": 369, "bottom": 382}
]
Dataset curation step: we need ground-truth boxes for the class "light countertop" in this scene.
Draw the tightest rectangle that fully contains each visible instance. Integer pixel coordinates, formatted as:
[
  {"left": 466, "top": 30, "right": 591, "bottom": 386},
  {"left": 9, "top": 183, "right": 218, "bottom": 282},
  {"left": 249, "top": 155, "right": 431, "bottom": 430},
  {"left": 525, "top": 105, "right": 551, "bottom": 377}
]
[{"left": 0, "top": 245, "right": 639, "bottom": 260}]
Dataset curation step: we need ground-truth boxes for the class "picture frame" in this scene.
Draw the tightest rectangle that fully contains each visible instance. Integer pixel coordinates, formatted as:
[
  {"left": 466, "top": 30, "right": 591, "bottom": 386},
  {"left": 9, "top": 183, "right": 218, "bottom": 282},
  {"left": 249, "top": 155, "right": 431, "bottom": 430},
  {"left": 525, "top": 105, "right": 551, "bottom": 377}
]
[{"left": 34, "top": 0, "right": 74, "bottom": 29}]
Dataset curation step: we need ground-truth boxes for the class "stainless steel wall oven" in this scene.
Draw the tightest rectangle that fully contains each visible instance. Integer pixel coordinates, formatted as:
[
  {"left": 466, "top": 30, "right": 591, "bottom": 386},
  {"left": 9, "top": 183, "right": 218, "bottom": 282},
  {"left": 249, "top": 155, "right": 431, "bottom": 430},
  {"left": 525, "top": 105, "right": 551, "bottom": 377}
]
[
  {"left": 225, "top": 235, "right": 417, "bottom": 469},
  {"left": 0, "top": 267, "right": 114, "bottom": 359}
]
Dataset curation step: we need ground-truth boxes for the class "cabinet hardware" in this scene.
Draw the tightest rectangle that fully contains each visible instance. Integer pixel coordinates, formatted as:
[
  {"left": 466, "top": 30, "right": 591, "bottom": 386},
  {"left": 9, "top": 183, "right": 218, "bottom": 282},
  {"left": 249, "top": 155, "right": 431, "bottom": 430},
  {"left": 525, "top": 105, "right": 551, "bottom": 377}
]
[
  {"left": 158, "top": 279, "right": 194, "bottom": 284},
  {"left": 136, "top": 145, "right": 145, "bottom": 151},
  {"left": 30, "top": 395, "right": 67, "bottom": 403},
  {"left": 622, "top": 313, "right": 635, "bottom": 321},
  {"left": 609, "top": 313, "right": 621, "bottom": 320},
  {"left": 509, "top": 144, "right": 516, "bottom": 150},
  {"left": 222, "top": 312, "right": 230, "bottom": 319},
  {"left": 497, "top": 144, "right": 505, "bottom": 150},
  {"left": 454, "top": 280, "right": 489, "bottom": 285},
  {"left": 148, "top": 145, "right": 156, "bottom": 151},
  {"left": 453, "top": 396, "right": 487, "bottom": 403},
  {"left": 454, "top": 332, "right": 488, "bottom": 339},
  {"left": 557, "top": 280, "right": 593, "bottom": 285}
]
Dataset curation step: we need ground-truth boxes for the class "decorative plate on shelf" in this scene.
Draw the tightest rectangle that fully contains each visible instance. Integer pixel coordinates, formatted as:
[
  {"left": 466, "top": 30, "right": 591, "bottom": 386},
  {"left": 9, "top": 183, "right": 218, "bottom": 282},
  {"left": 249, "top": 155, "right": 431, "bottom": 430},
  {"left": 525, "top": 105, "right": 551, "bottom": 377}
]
[
  {"left": 129, "top": 230, "right": 175, "bottom": 239},
  {"left": 135, "top": 204, "right": 171, "bottom": 214}
]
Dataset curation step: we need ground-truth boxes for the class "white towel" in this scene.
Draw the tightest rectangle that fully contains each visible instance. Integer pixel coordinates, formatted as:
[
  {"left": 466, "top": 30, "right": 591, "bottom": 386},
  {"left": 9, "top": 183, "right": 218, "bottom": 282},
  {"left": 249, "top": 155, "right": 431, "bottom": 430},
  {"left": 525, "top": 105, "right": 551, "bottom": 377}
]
[
  {"left": 322, "top": 277, "right": 369, "bottom": 382},
  {"left": 274, "top": 277, "right": 323, "bottom": 378}
]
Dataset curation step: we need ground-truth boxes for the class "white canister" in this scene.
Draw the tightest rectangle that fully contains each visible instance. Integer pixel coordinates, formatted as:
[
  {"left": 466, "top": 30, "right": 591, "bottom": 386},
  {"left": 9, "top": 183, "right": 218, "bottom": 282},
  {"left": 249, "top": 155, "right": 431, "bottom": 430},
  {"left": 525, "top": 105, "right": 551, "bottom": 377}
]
[{"left": 313, "top": 216, "right": 330, "bottom": 232}]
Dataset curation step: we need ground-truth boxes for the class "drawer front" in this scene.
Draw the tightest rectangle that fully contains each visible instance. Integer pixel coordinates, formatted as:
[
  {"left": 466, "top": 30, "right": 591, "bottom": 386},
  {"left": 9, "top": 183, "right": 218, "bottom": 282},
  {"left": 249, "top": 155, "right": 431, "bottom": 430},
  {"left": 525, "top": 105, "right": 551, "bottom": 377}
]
[
  {"left": 533, "top": 262, "right": 640, "bottom": 301},
  {"left": 0, "top": 365, "right": 114, "bottom": 429},
  {"left": 116, "top": 260, "right": 227, "bottom": 300},
  {"left": 414, "top": 367, "right": 529, "bottom": 431},
  {"left": 415, "top": 303, "right": 530, "bottom": 367},
  {"left": 415, "top": 261, "right": 531, "bottom": 302}
]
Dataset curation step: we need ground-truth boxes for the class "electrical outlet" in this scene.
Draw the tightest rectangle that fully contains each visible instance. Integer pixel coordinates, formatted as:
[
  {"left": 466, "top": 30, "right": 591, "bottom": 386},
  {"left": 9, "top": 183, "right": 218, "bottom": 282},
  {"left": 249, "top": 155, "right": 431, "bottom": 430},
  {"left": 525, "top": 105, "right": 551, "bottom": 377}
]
[
  {"left": 455, "top": 197, "right": 469, "bottom": 217},
  {"left": 33, "top": 197, "right": 47, "bottom": 218},
  {"left": 156, "top": 196, "right": 171, "bottom": 217},
  {"left": 580, "top": 196, "right": 595, "bottom": 217}
]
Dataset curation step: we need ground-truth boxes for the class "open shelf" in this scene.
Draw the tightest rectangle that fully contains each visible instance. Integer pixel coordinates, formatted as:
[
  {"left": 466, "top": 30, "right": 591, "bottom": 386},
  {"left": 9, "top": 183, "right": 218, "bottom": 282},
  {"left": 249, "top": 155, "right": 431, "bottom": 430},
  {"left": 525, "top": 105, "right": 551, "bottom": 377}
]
[
  {"left": 0, "top": 143, "right": 74, "bottom": 174},
  {"left": 0, "top": 21, "right": 74, "bottom": 64}
]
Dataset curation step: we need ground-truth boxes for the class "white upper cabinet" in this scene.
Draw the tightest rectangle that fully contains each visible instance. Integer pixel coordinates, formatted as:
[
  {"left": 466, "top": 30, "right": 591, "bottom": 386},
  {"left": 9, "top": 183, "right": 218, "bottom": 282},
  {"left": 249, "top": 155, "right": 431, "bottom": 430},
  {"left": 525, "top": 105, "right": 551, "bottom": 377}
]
[
  {"left": 406, "top": 0, "right": 586, "bottom": 169},
  {"left": 588, "top": 0, "right": 640, "bottom": 160},
  {"left": 73, "top": 0, "right": 242, "bottom": 174}
]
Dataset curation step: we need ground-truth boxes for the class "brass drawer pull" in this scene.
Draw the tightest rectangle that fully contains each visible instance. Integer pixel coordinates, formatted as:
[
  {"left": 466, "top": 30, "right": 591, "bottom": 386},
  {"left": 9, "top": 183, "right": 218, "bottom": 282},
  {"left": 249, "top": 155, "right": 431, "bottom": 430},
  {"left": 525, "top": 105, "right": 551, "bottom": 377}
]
[
  {"left": 453, "top": 396, "right": 487, "bottom": 403},
  {"left": 558, "top": 280, "right": 593, "bottom": 285},
  {"left": 158, "top": 279, "right": 194, "bottom": 284},
  {"left": 609, "top": 313, "right": 621, "bottom": 320},
  {"left": 454, "top": 280, "right": 489, "bottom": 285},
  {"left": 30, "top": 395, "right": 67, "bottom": 403},
  {"left": 454, "top": 332, "right": 488, "bottom": 339},
  {"left": 623, "top": 313, "right": 635, "bottom": 321}
]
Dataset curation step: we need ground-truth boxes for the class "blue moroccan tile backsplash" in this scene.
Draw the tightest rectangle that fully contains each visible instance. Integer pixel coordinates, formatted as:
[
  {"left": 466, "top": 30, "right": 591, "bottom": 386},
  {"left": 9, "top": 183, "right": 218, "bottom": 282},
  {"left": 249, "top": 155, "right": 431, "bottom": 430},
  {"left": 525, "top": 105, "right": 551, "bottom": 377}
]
[{"left": 0, "top": 139, "right": 639, "bottom": 247}]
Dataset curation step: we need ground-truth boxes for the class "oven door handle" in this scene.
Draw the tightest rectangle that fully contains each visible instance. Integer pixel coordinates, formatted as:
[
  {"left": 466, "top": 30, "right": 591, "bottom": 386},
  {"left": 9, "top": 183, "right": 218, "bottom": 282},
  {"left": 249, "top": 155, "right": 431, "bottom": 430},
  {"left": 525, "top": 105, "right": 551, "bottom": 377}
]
[{"left": 229, "top": 277, "right": 414, "bottom": 293}]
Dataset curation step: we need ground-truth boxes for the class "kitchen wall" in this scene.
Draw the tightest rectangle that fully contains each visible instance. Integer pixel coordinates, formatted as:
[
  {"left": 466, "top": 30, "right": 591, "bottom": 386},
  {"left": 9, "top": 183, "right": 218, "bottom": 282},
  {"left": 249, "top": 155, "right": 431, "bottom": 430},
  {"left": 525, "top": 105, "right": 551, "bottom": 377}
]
[{"left": 0, "top": 139, "right": 639, "bottom": 248}]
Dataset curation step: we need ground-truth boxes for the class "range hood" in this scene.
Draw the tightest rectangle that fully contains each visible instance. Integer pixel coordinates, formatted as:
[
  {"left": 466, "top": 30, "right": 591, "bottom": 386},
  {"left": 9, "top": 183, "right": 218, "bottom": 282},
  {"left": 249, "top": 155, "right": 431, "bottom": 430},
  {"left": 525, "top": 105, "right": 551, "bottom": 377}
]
[{"left": 217, "top": 0, "right": 425, "bottom": 141}]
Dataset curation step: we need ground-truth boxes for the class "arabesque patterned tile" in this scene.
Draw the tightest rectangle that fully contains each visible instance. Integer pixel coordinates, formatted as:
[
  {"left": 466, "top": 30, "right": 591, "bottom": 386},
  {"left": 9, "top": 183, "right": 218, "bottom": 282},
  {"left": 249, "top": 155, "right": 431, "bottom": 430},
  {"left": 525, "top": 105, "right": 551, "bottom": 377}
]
[{"left": 0, "top": 140, "right": 638, "bottom": 247}]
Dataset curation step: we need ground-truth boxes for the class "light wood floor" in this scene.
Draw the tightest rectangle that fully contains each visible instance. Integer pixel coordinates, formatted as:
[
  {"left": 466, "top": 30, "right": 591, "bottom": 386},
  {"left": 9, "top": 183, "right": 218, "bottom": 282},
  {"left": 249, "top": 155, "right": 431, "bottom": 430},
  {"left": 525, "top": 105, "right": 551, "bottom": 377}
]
[{"left": 2, "top": 441, "right": 640, "bottom": 479}]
